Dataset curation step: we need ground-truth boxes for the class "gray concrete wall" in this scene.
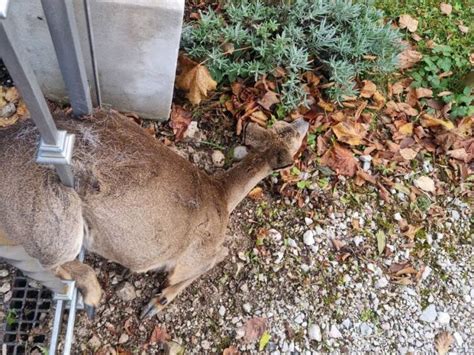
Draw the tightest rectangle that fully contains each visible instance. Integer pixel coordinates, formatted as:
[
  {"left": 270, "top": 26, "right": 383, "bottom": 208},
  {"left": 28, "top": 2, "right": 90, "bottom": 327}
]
[{"left": 6, "top": 0, "right": 184, "bottom": 120}]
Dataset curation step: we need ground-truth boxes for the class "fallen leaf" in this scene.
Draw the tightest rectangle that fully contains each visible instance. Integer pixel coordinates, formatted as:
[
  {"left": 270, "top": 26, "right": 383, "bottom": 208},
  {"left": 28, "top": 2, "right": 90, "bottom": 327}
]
[
  {"left": 332, "top": 121, "right": 368, "bottom": 145},
  {"left": 398, "top": 103, "right": 418, "bottom": 116},
  {"left": 360, "top": 80, "right": 377, "bottom": 98},
  {"left": 223, "top": 346, "right": 240, "bottom": 355},
  {"left": 372, "top": 91, "right": 386, "bottom": 108},
  {"left": 250, "top": 110, "right": 268, "bottom": 126},
  {"left": 399, "top": 122, "right": 414, "bottom": 135},
  {"left": 243, "top": 317, "right": 267, "bottom": 343},
  {"left": 170, "top": 104, "right": 192, "bottom": 141},
  {"left": 317, "top": 98, "right": 334, "bottom": 112},
  {"left": 447, "top": 148, "right": 468, "bottom": 162},
  {"left": 259, "top": 331, "right": 271, "bottom": 351},
  {"left": 400, "top": 147, "right": 418, "bottom": 160},
  {"left": 258, "top": 91, "right": 280, "bottom": 111},
  {"left": 439, "top": 3, "right": 452, "bottom": 15},
  {"left": 415, "top": 88, "right": 433, "bottom": 98},
  {"left": 248, "top": 187, "right": 264, "bottom": 200},
  {"left": 435, "top": 331, "right": 454, "bottom": 355},
  {"left": 376, "top": 230, "right": 386, "bottom": 255},
  {"left": 176, "top": 55, "right": 217, "bottom": 105},
  {"left": 399, "top": 14, "right": 418, "bottom": 32},
  {"left": 404, "top": 225, "right": 422, "bottom": 240},
  {"left": 331, "top": 239, "right": 347, "bottom": 251},
  {"left": 398, "top": 49, "right": 423, "bottom": 69},
  {"left": 414, "top": 176, "right": 435, "bottom": 192},
  {"left": 455, "top": 116, "right": 473, "bottom": 137},
  {"left": 356, "top": 169, "right": 377, "bottom": 185},
  {"left": 0, "top": 114, "right": 19, "bottom": 128},
  {"left": 458, "top": 24, "right": 469, "bottom": 34},
  {"left": 320, "top": 144, "right": 358, "bottom": 177},
  {"left": 5, "top": 87, "right": 19, "bottom": 102},
  {"left": 421, "top": 114, "right": 454, "bottom": 130},
  {"left": 149, "top": 326, "right": 170, "bottom": 344}
]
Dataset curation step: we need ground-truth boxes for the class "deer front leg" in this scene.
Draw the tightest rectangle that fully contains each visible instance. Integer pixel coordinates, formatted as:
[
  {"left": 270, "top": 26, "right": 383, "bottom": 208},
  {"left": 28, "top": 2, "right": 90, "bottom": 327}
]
[
  {"left": 54, "top": 260, "right": 102, "bottom": 319},
  {"left": 141, "top": 247, "right": 228, "bottom": 319}
]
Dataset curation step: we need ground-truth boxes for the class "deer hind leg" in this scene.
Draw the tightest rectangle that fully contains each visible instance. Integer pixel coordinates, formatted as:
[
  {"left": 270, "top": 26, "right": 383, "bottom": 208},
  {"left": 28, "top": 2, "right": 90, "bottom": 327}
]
[
  {"left": 54, "top": 260, "right": 102, "bottom": 319},
  {"left": 141, "top": 247, "right": 228, "bottom": 319}
]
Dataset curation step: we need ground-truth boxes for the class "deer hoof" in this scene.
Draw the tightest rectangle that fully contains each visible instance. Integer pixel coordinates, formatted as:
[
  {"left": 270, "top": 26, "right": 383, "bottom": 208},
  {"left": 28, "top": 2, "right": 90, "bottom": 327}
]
[
  {"left": 140, "top": 297, "right": 164, "bottom": 320},
  {"left": 84, "top": 304, "right": 96, "bottom": 320}
]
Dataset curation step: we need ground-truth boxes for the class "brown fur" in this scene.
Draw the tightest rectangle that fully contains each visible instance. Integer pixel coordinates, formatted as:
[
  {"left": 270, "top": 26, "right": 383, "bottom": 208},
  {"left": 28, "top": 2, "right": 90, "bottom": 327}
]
[{"left": 0, "top": 110, "right": 307, "bottom": 312}]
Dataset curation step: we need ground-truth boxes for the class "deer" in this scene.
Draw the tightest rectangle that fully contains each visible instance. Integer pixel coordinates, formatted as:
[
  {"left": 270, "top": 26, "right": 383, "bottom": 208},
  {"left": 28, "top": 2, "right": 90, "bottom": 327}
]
[{"left": 0, "top": 110, "right": 309, "bottom": 319}]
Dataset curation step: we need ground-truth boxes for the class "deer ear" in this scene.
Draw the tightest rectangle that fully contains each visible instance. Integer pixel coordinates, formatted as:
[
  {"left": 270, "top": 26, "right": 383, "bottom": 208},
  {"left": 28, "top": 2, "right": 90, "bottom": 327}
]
[{"left": 243, "top": 122, "right": 271, "bottom": 149}]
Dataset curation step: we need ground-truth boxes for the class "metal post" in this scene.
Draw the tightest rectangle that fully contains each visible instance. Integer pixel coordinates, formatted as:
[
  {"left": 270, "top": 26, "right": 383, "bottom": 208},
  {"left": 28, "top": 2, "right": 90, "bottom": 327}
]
[
  {"left": 0, "top": 5, "right": 75, "bottom": 187},
  {"left": 41, "top": 0, "right": 92, "bottom": 116}
]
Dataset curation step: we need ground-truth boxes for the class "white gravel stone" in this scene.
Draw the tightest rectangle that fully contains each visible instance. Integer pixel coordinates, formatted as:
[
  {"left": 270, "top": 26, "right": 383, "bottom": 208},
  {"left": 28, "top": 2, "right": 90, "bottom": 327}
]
[
  {"left": 294, "top": 313, "right": 305, "bottom": 324},
  {"left": 419, "top": 304, "right": 437, "bottom": 323},
  {"left": 300, "top": 264, "right": 310, "bottom": 273},
  {"left": 243, "top": 303, "right": 252, "bottom": 313},
  {"left": 375, "top": 277, "right": 389, "bottom": 288},
  {"left": 329, "top": 325, "right": 342, "bottom": 338},
  {"left": 0, "top": 283, "right": 11, "bottom": 293},
  {"left": 0, "top": 270, "right": 8, "bottom": 277},
  {"left": 342, "top": 319, "right": 352, "bottom": 329},
  {"left": 219, "top": 306, "right": 226, "bottom": 317},
  {"left": 308, "top": 324, "right": 322, "bottom": 341},
  {"left": 437, "top": 312, "right": 450, "bottom": 324},
  {"left": 450, "top": 210, "right": 460, "bottom": 221},
  {"left": 288, "top": 238, "right": 298, "bottom": 248},
  {"left": 453, "top": 332, "right": 463, "bottom": 346},
  {"left": 118, "top": 333, "right": 129, "bottom": 344},
  {"left": 268, "top": 229, "right": 282, "bottom": 242},
  {"left": 314, "top": 226, "right": 324, "bottom": 235},
  {"left": 116, "top": 282, "right": 136, "bottom": 302},
  {"left": 303, "top": 230, "right": 315, "bottom": 246},
  {"left": 211, "top": 150, "right": 225, "bottom": 167},
  {"left": 394, "top": 213, "right": 402, "bottom": 221},
  {"left": 201, "top": 340, "right": 211, "bottom": 350},
  {"left": 304, "top": 217, "right": 313, "bottom": 225},
  {"left": 233, "top": 146, "right": 248, "bottom": 161},
  {"left": 359, "top": 323, "right": 373, "bottom": 336}
]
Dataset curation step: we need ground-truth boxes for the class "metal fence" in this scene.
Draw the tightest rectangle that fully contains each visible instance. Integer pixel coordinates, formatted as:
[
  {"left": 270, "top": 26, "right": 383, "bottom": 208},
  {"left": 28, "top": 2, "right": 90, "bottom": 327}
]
[{"left": 1, "top": 0, "right": 97, "bottom": 353}]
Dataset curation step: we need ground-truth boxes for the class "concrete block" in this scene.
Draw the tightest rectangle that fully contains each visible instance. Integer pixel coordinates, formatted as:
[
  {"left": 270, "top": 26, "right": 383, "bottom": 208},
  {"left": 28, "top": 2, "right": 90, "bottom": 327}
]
[{"left": 5, "top": 0, "right": 184, "bottom": 120}]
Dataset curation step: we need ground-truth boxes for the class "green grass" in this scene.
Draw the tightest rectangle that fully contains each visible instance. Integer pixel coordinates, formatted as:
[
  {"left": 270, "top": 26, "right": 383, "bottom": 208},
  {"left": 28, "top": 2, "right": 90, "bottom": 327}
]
[{"left": 375, "top": 0, "right": 474, "bottom": 118}]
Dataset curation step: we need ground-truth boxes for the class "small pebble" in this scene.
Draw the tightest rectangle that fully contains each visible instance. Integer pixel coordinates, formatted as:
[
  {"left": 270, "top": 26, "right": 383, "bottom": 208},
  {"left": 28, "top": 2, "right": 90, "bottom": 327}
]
[
  {"left": 211, "top": 150, "right": 225, "bottom": 167},
  {"left": 329, "top": 325, "right": 342, "bottom": 338},
  {"left": 303, "top": 230, "right": 315, "bottom": 246},
  {"left": 437, "top": 312, "right": 450, "bottom": 324},
  {"left": 420, "top": 304, "right": 437, "bottom": 323},
  {"left": 308, "top": 324, "right": 322, "bottom": 341}
]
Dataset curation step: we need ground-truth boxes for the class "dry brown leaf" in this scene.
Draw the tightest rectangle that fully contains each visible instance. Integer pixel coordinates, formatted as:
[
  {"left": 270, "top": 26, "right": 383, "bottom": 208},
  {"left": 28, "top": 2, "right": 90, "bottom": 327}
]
[
  {"left": 421, "top": 113, "right": 454, "bottom": 130},
  {"left": 360, "top": 80, "right": 377, "bottom": 98},
  {"left": 0, "top": 114, "right": 19, "bottom": 128},
  {"left": 243, "top": 317, "right": 267, "bottom": 343},
  {"left": 398, "top": 103, "right": 418, "bottom": 116},
  {"left": 398, "top": 49, "right": 423, "bottom": 69},
  {"left": 148, "top": 326, "right": 170, "bottom": 344},
  {"left": 5, "top": 87, "right": 19, "bottom": 102},
  {"left": 331, "top": 239, "right": 347, "bottom": 251},
  {"left": 439, "top": 3, "right": 452, "bottom": 15},
  {"left": 400, "top": 147, "right": 418, "bottom": 160},
  {"left": 320, "top": 144, "right": 358, "bottom": 177},
  {"left": 250, "top": 111, "right": 268, "bottom": 126},
  {"left": 248, "top": 187, "right": 264, "bottom": 200},
  {"left": 176, "top": 55, "right": 217, "bottom": 105},
  {"left": 403, "top": 225, "right": 422, "bottom": 240},
  {"left": 16, "top": 101, "right": 30, "bottom": 118},
  {"left": 332, "top": 121, "right": 368, "bottom": 145},
  {"left": 414, "top": 176, "right": 435, "bottom": 192},
  {"left": 170, "top": 104, "right": 192, "bottom": 141},
  {"left": 415, "top": 87, "right": 433, "bottom": 98},
  {"left": 447, "top": 148, "right": 468, "bottom": 162},
  {"left": 458, "top": 24, "right": 469, "bottom": 34},
  {"left": 258, "top": 91, "right": 280, "bottom": 111},
  {"left": 223, "top": 346, "right": 240, "bottom": 355},
  {"left": 317, "top": 98, "right": 334, "bottom": 112},
  {"left": 399, "top": 14, "right": 418, "bottom": 32},
  {"left": 372, "top": 91, "right": 386, "bottom": 108},
  {"left": 435, "top": 331, "right": 454, "bottom": 355},
  {"left": 356, "top": 169, "right": 377, "bottom": 185},
  {"left": 399, "top": 122, "right": 414, "bottom": 135},
  {"left": 455, "top": 116, "right": 473, "bottom": 137}
]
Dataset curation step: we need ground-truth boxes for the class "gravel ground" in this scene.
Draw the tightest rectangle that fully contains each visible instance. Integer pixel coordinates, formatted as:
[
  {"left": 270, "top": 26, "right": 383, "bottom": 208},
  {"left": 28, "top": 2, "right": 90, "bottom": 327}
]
[{"left": 1, "top": 119, "right": 472, "bottom": 354}]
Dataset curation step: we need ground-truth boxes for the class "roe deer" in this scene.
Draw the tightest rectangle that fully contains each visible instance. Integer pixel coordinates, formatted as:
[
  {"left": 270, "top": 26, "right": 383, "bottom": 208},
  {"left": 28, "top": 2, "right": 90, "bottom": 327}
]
[{"left": 0, "top": 110, "right": 308, "bottom": 319}]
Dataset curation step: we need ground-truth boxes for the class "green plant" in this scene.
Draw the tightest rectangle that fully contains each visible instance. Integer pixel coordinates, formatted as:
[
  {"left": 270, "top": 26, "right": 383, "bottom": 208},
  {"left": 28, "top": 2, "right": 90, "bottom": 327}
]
[
  {"left": 376, "top": 0, "right": 474, "bottom": 118},
  {"left": 6, "top": 309, "right": 17, "bottom": 326},
  {"left": 182, "top": 0, "right": 402, "bottom": 112}
]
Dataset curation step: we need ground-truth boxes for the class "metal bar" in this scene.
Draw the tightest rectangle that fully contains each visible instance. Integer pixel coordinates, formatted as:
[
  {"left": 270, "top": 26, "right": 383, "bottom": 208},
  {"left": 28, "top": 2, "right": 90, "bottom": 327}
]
[
  {"left": 83, "top": 0, "right": 101, "bottom": 107},
  {"left": 49, "top": 299, "right": 65, "bottom": 355},
  {"left": 41, "top": 0, "right": 92, "bottom": 116},
  {"left": 0, "top": 0, "right": 9, "bottom": 19},
  {"left": 0, "top": 18, "right": 59, "bottom": 145}
]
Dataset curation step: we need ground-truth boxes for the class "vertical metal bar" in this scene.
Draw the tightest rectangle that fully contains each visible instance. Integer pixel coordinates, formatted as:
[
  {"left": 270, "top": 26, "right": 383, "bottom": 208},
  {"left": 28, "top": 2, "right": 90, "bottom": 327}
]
[
  {"left": 41, "top": 0, "right": 92, "bottom": 116},
  {"left": 0, "top": 14, "right": 75, "bottom": 187},
  {"left": 49, "top": 299, "right": 65, "bottom": 355},
  {"left": 0, "top": 19, "right": 59, "bottom": 145},
  {"left": 83, "top": 0, "right": 101, "bottom": 107}
]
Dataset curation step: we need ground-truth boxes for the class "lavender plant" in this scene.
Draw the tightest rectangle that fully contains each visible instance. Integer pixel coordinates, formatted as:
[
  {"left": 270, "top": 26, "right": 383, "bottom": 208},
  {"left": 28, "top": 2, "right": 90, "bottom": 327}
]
[{"left": 181, "top": 0, "right": 403, "bottom": 112}]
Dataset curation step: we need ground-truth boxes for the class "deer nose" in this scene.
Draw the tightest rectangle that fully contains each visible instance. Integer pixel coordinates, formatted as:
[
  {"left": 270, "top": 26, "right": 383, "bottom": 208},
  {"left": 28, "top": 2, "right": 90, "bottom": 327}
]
[{"left": 293, "top": 118, "right": 309, "bottom": 135}]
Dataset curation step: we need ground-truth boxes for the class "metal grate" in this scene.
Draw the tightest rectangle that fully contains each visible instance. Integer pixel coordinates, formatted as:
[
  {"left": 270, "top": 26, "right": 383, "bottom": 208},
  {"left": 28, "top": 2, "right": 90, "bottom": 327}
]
[{"left": 2, "top": 271, "right": 52, "bottom": 355}]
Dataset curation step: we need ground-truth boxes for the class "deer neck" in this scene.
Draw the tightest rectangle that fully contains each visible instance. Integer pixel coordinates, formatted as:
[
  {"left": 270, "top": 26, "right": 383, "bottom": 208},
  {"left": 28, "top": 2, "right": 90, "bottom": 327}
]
[{"left": 219, "top": 151, "right": 273, "bottom": 213}]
